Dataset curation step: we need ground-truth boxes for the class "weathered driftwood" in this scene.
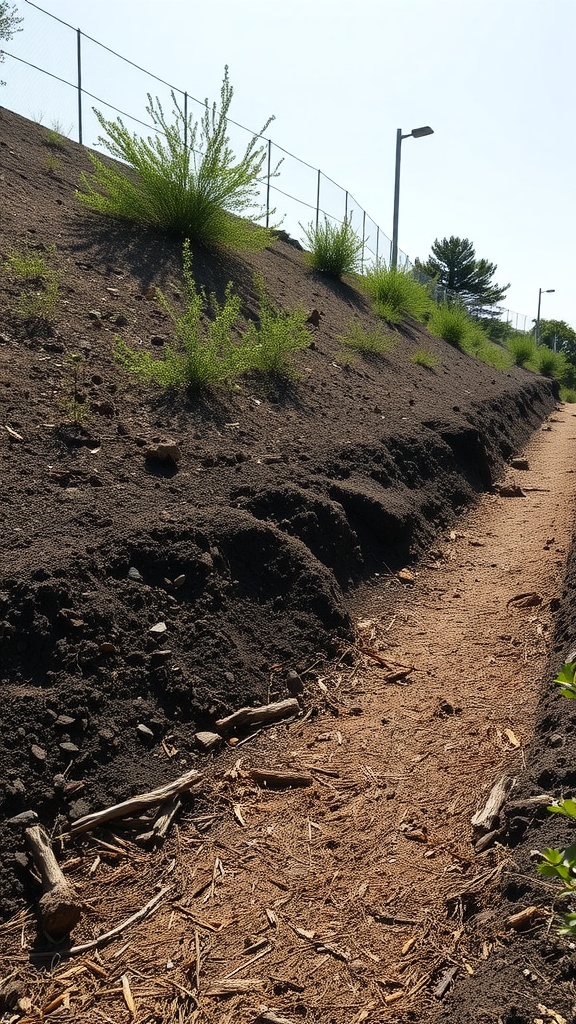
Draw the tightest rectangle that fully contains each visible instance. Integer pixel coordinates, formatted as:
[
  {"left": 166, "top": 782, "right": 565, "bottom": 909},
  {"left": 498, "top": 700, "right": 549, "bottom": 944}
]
[
  {"left": 503, "top": 794, "right": 553, "bottom": 816},
  {"left": 69, "top": 769, "right": 201, "bottom": 836},
  {"left": 471, "top": 775, "right": 516, "bottom": 833},
  {"left": 25, "top": 825, "right": 82, "bottom": 939},
  {"left": 248, "top": 768, "right": 313, "bottom": 789},
  {"left": 135, "top": 796, "right": 183, "bottom": 847},
  {"left": 68, "top": 885, "right": 171, "bottom": 955},
  {"left": 215, "top": 699, "right": 300, "bottom": 735}
]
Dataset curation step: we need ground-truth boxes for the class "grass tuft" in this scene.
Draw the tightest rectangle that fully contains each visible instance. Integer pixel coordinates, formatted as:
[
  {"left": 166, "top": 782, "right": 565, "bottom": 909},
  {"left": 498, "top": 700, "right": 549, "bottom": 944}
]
[
  {"left": 77, "top": 67, "right": 278, "bottom": 251},
  {"left": 338, "top": 322, "right": 394, "bottom": 355},
  {"left": 506, "top": 335, "right": 537, "bottom": 368},
  {"left": 428, "top": 303, "right": 471, "bottom": 350},
  {"left": 301, "top": 216, "right": 363, "bottom": 278},
  {"left": 362, "top": 264, "right": 431, "bottom": 324},
  {"left": 411, "top": 348, "right": 438, "bottom": 369}
]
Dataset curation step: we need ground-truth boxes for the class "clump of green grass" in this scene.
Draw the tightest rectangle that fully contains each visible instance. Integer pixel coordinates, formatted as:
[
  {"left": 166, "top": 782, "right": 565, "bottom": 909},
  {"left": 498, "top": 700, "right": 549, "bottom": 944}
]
[
  {"left": 428, "top": 303, "right": 473, "bottom": 350},
  {"left": 115, "top": 242, "right": 310, "bottom": 389},
  {"left": 242, "top": 276, "right": 310, "bottom": 378},
  {"left": 337, "top": 322, "right": 394, "bottom": 355},
  {"left": 362, "top": 264, "right": 431, "bottom": 324},
  {"left": 506, "top": 335, "right": 537, "bottom": 367},
  {"left": 537, "top": 347, "right": 566, "bottom": 379},
  {"left": 301, "top": 216, "right": 363, "bottom": 278},
  {"left": 4, "top": 244, "right": 55, "bottom": 282},
  {"left": 3, "top": 243, "right": 60, "bottom": 326},
  {"left": 42, "top": 120, "right": 70, "bottom": 151},
  {"left": 561, "top": 386, "right": 576, "bottom": 402},
  {"left": 77, "top": 67, "right": 278, "bottom": 251},
  {"left": 411, "top": 348, "right": 438, "bottom": 369}
]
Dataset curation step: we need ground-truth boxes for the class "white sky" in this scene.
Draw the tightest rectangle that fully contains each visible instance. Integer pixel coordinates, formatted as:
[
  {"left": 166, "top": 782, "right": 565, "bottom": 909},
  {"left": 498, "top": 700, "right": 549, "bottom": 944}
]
[{"left": 2, "top": 0, "right": 574, "bottom": 331}]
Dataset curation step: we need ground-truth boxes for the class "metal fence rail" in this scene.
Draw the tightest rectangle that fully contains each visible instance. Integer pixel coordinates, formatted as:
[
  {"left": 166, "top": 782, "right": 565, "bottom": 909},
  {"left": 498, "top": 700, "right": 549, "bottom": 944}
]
[{"left": 1, "top": 0, "right": 531, "bottom": 332}]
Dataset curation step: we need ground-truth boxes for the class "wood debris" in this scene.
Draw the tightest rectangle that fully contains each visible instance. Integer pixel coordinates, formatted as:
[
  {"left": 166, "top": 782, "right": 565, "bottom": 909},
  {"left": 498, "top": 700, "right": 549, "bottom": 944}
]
[
  {"left": 25, "top": 824, "right": 82, "bottom": 939},
  {"left": 69, "top": 768, "right": 201, "bottom": 836},
  {"left": 471, "top": 775, "right": 516, "bottom": 833},
  {"left": 248, "top": 767, "right": 313, "bottom": 789},
  {"left": 216, "top": 699, "right": 300, "bottom": 734}
]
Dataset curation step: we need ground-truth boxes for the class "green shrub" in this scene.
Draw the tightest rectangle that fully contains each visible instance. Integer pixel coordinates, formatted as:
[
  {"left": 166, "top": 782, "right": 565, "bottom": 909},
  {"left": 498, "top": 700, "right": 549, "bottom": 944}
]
[
  {"left": 362, "top": 264, "right": 431, "bottom": 324},
  {"left": 115, "top": 243, "right": 310, "bottom": 389},
  {"left": 411, "top": 348, "right": 438, "bottom": 369},
  {"left": 537, "top": 347, "right": 566, "bottom": 379},
  {"left": 301, "top": 216, "right": 363, "bottom": 278},
  {"left": 507, "top": 335, "right": 537, "bottom": 367},
  {"left": 4, "top": 244, "right": 55, "bottom": 282},
  {"left": 77, "top": 67, "right": 278, "bottom": 250},
  {"left": 338, "top": 322, "right": 393, "bottom": 355},
  {"left": 242, "top": 277, "right": 310, "bottom": 378},
  {"left": 561, "top": 387, "right": 576, "bottom": 403},
  {"left": 115, "top": 240, "right": 244, "bottom": 389},
  {"left": 428, "top": 303, "right": 472, "bottom": 350}
]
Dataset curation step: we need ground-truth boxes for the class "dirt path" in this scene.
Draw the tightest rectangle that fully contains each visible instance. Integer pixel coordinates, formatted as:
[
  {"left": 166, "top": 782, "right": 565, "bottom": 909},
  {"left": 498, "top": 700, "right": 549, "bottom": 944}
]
[{"left": 4, "top": 406, "right": 576, "bottom": 1023}]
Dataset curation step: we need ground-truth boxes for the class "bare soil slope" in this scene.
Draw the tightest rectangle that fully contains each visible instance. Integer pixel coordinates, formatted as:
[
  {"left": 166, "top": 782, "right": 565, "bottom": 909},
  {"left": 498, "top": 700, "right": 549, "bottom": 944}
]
[{"left": 1, "top": 106, "right": 575, "bottom": 1023}]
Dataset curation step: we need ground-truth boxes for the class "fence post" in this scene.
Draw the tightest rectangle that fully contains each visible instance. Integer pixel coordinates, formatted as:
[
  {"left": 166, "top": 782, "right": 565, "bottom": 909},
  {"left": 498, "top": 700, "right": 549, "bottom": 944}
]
[
  {"left": 183, "top": 92, "right": 188, "bottom": 152},
  {"left": 344, "top": 190, "right": 348, "bottom": 220},
  {"left": 316, "top": 169, "right": 321, "bottom": 228},
  {"left": 266, "top": 139, "right": 272, "bottom": 228},
  {"left": 376, "top": 226, "right": 379, "bottom": 264},
  {"left": 361, "top": 210, "right": 366, "bottom": 273},
  {"left": 76, "top": 29, "right": 83, "bottom": 145}
]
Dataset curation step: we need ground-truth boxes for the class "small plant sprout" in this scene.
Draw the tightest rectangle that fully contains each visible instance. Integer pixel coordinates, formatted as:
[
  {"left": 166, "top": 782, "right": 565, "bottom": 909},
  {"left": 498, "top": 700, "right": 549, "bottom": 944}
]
[
  {"left": 553, "top": 662, "right": 576, "bottom": 699},
  {"left": 60, "top": 353, "right": 87, "bottom": 427},
  {"left": 3, "top": 244, "right": 60, "bottom": 328}
]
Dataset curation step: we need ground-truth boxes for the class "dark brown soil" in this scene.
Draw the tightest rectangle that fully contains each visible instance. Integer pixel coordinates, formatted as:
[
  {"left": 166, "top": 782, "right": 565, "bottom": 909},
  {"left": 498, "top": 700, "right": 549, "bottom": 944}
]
[{"left": 1, "top": 105, "right": 575, "bottom": 1023}]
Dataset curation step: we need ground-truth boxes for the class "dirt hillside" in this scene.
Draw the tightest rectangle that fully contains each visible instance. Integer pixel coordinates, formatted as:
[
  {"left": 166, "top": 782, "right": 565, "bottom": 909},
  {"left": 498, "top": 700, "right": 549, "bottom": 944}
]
[{"left": 1, "top": 105, "right": 575, "bottom": 1023}]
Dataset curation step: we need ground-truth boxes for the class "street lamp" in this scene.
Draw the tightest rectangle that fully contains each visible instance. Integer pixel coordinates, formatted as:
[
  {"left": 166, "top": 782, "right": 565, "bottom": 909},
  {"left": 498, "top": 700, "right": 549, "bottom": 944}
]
[
  {"left": 391, "top": 125, "right": 434, "bottom": 270},
  {"left": 536, "top": 287, "right": 555, "bottom": 346}
]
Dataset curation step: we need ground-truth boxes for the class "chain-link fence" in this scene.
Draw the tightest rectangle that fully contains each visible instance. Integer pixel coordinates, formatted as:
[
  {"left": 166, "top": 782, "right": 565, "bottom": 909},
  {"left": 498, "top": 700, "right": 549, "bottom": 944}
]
[{"left": 2, "top": 0, "right": 531, "bottom": 332}]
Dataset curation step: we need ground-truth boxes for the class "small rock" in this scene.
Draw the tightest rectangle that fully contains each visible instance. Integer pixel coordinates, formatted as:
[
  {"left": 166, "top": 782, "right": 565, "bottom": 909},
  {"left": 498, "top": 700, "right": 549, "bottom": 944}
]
[
  {"left": 99, "top": 641, "right": 117, "bottom": 654},
  {"left": 195, "top": 731, "right": 223, "bottom": 752},
  {"left": 224, "top": 671, "right": 235, "bottom": 684},
  {"left": 145, "top": 440, "right": 181, "bottom": 466},
  {"left": 397, "top": 568, "right": 415, "bottom": 583},
  {"left": 88, "top": 309, "right": 102, "bottom": 320},
  {"left": 7, "top": 810, "right": 38, "bottom": 826},
  {"left": 286, "top": 669, "right": 304, "bottom": 695},
  {"left": 69, "top": 798, "right": 91, "bottom": 820},
  {"left": 173, "top": 574, "right": 186, "bottom": 589},
  {"left": 55, "top": 715, "right": 76, "bottom": 728},
  {"left": 137, "top": 723, "right": 155, "bottom": 743},
  {"left": 30, "top": 744, "right": 47, "bottom": 764},
  {"left": 498, "top": 483, "right": 525, "bottom": 498},
  {"left": 151, "top": 648, "right": 172, "bottom": 663},
  {"left": 128, "top": 566, "right": 143, "bottom": 581},
  {"left": 59, "top": 742, "right": 79, "bottom": 755},
  {"left": 149, "top": 621, "right": 167, "bottom": 635},
  {"left": 53, "top": 774, "right": 66, "bottom": 790},
  {"left": 510, "top": 457, "right": 529, "bottom": 470},
  {"left": 106, "top": 287, "right": 120, "bottom": 296}
]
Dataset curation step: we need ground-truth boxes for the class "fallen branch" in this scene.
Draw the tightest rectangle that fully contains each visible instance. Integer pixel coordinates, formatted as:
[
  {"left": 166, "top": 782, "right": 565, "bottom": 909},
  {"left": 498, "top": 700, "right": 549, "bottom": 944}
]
[
  {"left": 69, "top": 769, "right": 201, "bottom": 836},
  {"left": 248, "top": 768, "right": 313, "bottom": 789},
  {"left": 471, "top": 776, "right": 516, "bottom": 833},
  {"left": 68, "top": 885, "right": 171, "bottom": 955},
  {"left": 216, "top": 699, "right": 300, "bottom": 735},
  {"left": 25, "top": 825, "right": 82, "bottom": 939}
]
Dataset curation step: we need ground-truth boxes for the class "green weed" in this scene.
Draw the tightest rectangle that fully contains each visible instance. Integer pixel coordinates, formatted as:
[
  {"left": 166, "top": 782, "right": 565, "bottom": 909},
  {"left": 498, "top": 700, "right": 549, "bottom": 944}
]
[
  {"left": 428, "top": 303, "right": 472, "bottom": 350},
  {"left": 243, "top": 276, "right": 310, "bottom": 378},
  {"left": 411, "top": 348, "right": 438, "bottom": 369},
  {"left": 338, "top": 322, "right": 393, "bottom": 356},
  {"left": 362, "top": 264, "right": 431, "bottom": 324},
  {"left": 506, "top": 335, "right": 537, "bottom": 368},
  {"left": 301, "top": 216, "right": 363, "bottom": 278},
  {"left": 77, "top": 68, "right": 279, "bottom": 251},
  {"left": 537, "top": 347, "right": 566, "bottom": 379},
  {"left": 5, "top": 244, "right": 55, "bottom": 282},
  {"left": 59, "top": 352, "right": 87, "bottom": 426},
  {"left": 3, "top": 244, "right": 60, "bottom": 327}
]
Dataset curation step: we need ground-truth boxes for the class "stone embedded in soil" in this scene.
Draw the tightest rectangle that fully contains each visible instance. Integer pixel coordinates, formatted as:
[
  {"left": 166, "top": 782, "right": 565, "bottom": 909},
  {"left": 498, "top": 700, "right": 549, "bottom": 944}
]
[
  {"left": 173, "top": 574, "right": 186, "bottom": 588},
  {"left": 7, "top": 810, "right": 38, "bottom": 826},
  {"left": 59, "top": 742, "right": 79, "bottom": 755},
  {"left": 30, "top": 745, "right": 47, "bottom": 765},
  {"left": 149, "top": 621, "right": 167, "bottom": 635},
  {"left": 145, "top": 440, "right": 181, "bottom": 466},
  {"left": 510, "top": 457, "right": 530, "bottom": 470},
  {"left": 137, "top": 723, "right": 155, "bottom": 743},
  {"left": 498, "top": 483, "right": 525, "bottom": 497},
  {"left": 55, "top": 715, "right": 76, "bottom": 729},
  {"left": 195, "top": 731, "right": 223, "bottom": 752},
  {"left": 128, "top": 567, "right": 143, "bottom": 581}
]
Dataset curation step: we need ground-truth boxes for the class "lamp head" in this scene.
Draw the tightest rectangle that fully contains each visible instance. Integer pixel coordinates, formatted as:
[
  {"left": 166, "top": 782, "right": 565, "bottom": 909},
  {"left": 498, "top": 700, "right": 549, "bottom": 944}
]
[{"left": 411, "top": 126, "right": 434, "bottom": 138}]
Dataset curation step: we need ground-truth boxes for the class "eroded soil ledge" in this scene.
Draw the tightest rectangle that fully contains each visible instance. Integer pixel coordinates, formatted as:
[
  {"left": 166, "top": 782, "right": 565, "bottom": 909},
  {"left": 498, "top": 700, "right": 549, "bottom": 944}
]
[{"left": 1, "top": 106, "right": 574, "bottom": 1023}]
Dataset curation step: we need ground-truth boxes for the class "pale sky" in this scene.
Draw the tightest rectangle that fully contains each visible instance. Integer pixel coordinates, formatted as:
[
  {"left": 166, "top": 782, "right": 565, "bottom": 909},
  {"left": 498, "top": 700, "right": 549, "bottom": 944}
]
[{"left": 2, "top": 0, "right": 574, "bottom": 331}]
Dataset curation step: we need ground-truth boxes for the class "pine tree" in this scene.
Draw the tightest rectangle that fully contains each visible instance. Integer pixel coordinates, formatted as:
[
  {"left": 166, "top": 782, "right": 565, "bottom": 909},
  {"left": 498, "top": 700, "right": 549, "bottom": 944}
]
[{"left": 417, "top": 236, "right": 509, "bottom": 316}]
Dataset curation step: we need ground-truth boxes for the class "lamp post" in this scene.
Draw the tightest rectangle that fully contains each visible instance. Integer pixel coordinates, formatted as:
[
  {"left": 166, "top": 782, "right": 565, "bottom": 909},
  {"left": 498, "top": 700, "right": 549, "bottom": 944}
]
[
  {"left": 391, "top": 125, "right": 434, "bottom": 270},
  {"left": 536, "top": 287, "right": 555, "bottom": 346}
]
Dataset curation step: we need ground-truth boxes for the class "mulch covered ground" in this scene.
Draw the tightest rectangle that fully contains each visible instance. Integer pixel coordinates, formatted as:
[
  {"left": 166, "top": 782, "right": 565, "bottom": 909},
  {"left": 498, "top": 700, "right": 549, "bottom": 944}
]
[{"left": 1, "top": 105, "right": 575, "bottom": 1023}]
